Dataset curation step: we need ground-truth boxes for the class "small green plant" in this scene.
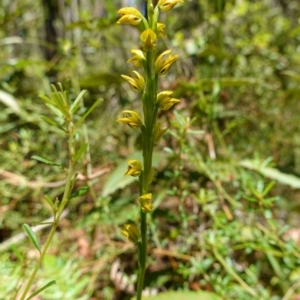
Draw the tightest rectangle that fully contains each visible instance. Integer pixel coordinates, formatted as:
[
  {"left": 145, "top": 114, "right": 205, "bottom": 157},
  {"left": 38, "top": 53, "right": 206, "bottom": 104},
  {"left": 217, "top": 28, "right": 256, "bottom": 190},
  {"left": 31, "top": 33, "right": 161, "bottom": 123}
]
[
  {"left": 116, "top": 1, "right": 183, "bottom": 299},
  {"left": 18, "top": 84, "right": 101, "bottom": 300}
]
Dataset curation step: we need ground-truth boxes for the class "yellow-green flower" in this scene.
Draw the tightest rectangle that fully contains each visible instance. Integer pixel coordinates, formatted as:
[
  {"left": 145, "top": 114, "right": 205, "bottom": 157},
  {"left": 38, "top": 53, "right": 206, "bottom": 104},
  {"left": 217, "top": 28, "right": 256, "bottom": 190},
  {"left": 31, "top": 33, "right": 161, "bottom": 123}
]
[
  {"left": 157, "top": 23, "right": 166, "bottom": 38},
  {"left": 140, "top": 28, "right": 157, "bottom": 51},
  {"left": 121, "top": 223, "right": 140, "bottom": 243},
  {"left": 117, "top": 7, "right": 143, "bottom": 25},
  {"left": 155, "top": 50, "right": 178, "bottom": 76},
  {"left": 158, "top": 0, "right": 184, "bottom": 11},
  {"left": 121, "top": 71, "right": 145, "bottom": 92},
  {"left": 117, "top": 110, "right": 143, "bottom": 129},
  {"left": 153, "top": 121, "right": 168, "bottom": 145},
  {"left": 157, "top": 91, "right": 180, "bottom": 110},
  {"left": 127, "top": 49, "right": 146, "bottom": 67},
  {"left": 124, "top": 159, "right": 143, "bottom": 177},
  {"left": 138, "top": 193, "right": 153, "bottom": 213}
]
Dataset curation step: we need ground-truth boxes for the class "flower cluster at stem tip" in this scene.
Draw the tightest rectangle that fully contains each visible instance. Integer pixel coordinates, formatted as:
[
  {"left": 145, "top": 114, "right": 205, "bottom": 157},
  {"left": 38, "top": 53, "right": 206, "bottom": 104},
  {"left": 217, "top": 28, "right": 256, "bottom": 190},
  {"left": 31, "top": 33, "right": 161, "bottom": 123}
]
[{"left": 116, "top": 0, "right": 183, "bottom": 243}]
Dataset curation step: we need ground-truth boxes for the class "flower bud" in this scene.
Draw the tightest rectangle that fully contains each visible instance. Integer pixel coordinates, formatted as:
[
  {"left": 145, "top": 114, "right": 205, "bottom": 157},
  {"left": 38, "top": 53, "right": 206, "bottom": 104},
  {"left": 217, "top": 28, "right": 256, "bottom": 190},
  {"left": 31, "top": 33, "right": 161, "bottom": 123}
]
[
  {"left": 117, "top": 110, "right": 143, "bottom": 129},
  {"left": 121, "top": 223, "right": 140, "bottom": 244},
  {"left": 155, "top": 50, "right": 178, "bottom": 76},
  {"left": 117, "top": 7, "right": 143, "bottom": 25},
  {"left": 158, "top": 0, "right": 184, "bottom": 11},
  {"left": 140, "top": 28, "right": 157, "bottom": 51},
  {"left": 138, "top": 193, "right": 153, "bottom": 213},
  {"left": 121, "top": 71, "right": 145, "bottom": 92},
  {"left": 124, "top": 159, "right": 143, "bottom": 177},
  {"left": 157, "top": 23, "right": 166, "bottom": 38},
  {"left": 127, "top": 49, "right": 146, "bottom": 67},
  {"left": 153, "top": 121, "right": 168, "bottom": 145},
  {"left": 118, "top": 7, "right": 143, "bottom": 18}
]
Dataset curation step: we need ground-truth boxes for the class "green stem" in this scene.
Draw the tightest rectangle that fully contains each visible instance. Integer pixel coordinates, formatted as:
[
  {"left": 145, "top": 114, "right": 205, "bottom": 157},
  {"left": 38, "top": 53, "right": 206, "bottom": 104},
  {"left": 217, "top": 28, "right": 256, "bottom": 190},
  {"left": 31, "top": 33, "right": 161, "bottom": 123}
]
[
  {"left": 136, "top": 3, "right": 161, "bottom": 298},
  {"left": 19, "top": 123, "right": 75, "bottom": 300},
  {"left": 136, "top": 211, "right": 147, "bottom": 300},
  {"left": 212, "top": 246, "right": 259, "bottom": 298}
]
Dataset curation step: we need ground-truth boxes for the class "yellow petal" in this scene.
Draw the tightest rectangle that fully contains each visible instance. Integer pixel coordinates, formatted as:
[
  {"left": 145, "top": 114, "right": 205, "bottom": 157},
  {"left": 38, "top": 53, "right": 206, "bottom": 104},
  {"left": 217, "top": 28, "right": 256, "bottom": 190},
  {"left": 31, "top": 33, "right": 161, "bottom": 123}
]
[
  {"left": 118, "top": 7, "right": 144, "bottom": 18},
  {"left": 117, "top": 15, "right": 142, "bottom": 26}
]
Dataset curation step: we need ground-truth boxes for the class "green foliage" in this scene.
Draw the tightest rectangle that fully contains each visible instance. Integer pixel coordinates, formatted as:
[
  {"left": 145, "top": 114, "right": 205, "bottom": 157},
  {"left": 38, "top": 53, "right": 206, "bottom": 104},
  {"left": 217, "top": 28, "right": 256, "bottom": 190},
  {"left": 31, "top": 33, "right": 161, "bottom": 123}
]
[
  {"left": 1, "top": 0, "right": 300, "bottom": 299},
  {"left": 143, "top": 290, "right": 221, "bottom": 300}
]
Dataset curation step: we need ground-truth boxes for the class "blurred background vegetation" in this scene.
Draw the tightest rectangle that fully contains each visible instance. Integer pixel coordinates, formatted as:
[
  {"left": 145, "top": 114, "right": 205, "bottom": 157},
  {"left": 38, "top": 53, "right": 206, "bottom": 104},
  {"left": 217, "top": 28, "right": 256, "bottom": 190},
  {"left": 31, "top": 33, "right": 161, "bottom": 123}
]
[{"left": 1, "top": 0, "right": 300, "bottom": 299}]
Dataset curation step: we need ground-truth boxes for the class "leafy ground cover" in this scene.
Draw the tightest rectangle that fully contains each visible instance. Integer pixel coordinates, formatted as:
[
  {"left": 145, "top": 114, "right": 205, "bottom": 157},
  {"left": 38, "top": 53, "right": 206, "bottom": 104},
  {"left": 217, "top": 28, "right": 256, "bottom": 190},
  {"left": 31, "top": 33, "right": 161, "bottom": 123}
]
[{"left": 1, "top": 0, "right": 300, "bottom": 299}]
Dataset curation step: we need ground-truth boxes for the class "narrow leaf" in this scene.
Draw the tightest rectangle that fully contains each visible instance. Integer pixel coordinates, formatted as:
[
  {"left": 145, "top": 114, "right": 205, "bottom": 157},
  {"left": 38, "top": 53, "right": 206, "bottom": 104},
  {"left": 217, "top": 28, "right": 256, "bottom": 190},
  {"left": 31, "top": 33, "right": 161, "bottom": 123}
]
[
  {"left": 33, "top": 222, "right": 54, "bottom": 226},
  {"left": 74, "top": 143, "right": 88, "bottom": 162},
  {"left": 51, "top": 92, "right": 68, "bottom": 116},
  {"left": 41, "top": 116, "right": 65, "bottom": 132},
  {"left": 70, "top": 186, "right": 89, "bottom": 199},
  {"left": 31, "top": 155, "right": 62, "bottom": 167},
  {"left": 262, "top": 181, "right": 276, "bottom": 196},
  {"left": 45, "top": 103, "right": 64, "bottom": 118},
  {"left": 22, "top": 224, "right": 41, "bottom": 253},
  {"left": 0, "top": 89, "right": 20, "bottom": 114},
  {"left": 281, "top": 71, "right": 300, "bottom": 82},
  {"left": 240, "top": 160, "right": 300, "bottom": 189},
  {"left": 39, "top": 94, "right": 55, "bottom": 106},
  {"left": 75, "top": 98, "right": 102, "bottom": 128},
  {"left": 44, "top": 195, "right": 54, "bottom": 209},
  {"left": 41, "top": 116, "right": 59, "bottom": 127},
  {"left": 70, "top": 90, "right": 87, "bottom": 113},
  {"left": 25, "top": 280, "right": 56, "bottom": 300}
]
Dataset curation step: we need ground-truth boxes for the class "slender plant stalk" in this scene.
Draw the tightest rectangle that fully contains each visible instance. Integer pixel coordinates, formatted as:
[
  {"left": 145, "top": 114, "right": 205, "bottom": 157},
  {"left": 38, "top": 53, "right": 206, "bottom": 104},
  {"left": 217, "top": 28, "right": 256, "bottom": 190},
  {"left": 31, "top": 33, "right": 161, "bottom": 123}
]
[
  {"left": 20, "top": 123, "right": 76, "bottom": 300},
  {"left": 116, "top": 1, "right": 183, "bottom": 299},
  {"left": 19, "top": 84, "right": 99, "bottom": 300}
]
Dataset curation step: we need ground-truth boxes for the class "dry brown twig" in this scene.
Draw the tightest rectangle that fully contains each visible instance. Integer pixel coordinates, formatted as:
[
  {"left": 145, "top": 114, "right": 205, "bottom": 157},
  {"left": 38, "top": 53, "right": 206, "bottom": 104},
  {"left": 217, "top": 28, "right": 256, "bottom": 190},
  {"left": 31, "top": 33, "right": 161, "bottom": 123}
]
[{"left": 0, "top": 167, "right": 110, "bottom": 188}]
